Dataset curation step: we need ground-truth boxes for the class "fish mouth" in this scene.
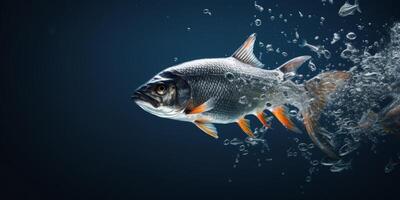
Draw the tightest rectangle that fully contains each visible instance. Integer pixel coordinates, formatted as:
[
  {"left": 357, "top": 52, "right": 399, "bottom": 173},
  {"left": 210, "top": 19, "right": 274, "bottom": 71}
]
[{"left": 131, "top": 91, "right": 160, "bottom": 108}]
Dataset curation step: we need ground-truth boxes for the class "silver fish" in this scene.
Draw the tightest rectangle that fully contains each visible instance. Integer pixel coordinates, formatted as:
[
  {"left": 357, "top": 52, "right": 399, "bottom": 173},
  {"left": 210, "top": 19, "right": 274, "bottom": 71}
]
[
  {"left": 338, "top": 0, "right": 361, "bottom": 17},
  {"left": 132, "top": 34, "right": 350, "bottom": 158}
]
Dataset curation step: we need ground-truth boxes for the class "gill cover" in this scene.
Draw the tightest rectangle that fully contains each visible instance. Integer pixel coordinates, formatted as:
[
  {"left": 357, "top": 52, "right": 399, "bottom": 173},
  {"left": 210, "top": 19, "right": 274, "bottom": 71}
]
[{"left": 158, "top": 70, "right": 191, "bottom": 109}]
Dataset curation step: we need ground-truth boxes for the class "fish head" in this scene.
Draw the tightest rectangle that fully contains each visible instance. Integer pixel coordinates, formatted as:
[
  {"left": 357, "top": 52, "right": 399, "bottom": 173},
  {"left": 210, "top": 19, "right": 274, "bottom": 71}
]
[{"left": 132, "top": 70, "right": 191, "bottom": 119}]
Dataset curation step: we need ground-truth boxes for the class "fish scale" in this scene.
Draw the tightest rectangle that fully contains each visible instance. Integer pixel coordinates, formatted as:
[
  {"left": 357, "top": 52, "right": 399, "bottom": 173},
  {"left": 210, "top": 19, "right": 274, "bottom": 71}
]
[{"left": 171, "top": 58, "right": 275, "bottom": 123}]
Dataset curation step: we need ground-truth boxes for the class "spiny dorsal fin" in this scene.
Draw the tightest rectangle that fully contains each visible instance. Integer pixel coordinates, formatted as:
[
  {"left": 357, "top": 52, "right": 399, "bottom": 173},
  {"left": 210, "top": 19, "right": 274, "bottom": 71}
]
[{"left": 232, "top": 33, "right": 264, "bottom": 68}]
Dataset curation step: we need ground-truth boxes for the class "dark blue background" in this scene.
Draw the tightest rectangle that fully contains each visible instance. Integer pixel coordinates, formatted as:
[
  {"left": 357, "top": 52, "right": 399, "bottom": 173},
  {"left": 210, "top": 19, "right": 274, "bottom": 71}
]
[{"left": 1, "top": 0, "right": 400, "bottom": 199}]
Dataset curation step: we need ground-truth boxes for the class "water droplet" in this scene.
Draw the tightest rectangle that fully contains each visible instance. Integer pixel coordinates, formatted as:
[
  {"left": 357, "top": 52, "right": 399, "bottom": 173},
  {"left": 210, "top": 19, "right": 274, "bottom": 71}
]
[
  {"left": 298, "top": 11, "right": 303, "bottom": 18},
  {"left": 270, "top": 16, "right": 275, "bottom": 21},
  {"left": 298, "top": 143, "right": 308, "bottom": 151},
  {"left": 323, "top": 50, "right": 331, "bottom": 59},
  {"left": 308, "top": 60, "right": 317, "bottom": 71},
  {"left": 311, "top": 160, "right": 319, "bottom": 166},
  {"left": 203, "top": 9, "right": 212, "bottom": 16},
  {"left": 305, "top": 176, "right": 312, "bottom": 182},
  {"left": 341, "top": 49, "right": 353, "bottom": 58},
  {"left": 346, "top": 32, "right": 357, "bottom": 40},
  {"left": 266, "top": 44, "right": 274, "bottom": 52},
  {"left": 255, "top": 19, "right": 262, "bottom": 26},
  {"left": 282, "top": 52, "right": 288, "bottom": 57},
  {"left": 223, "top": 139, "right": 230, "bottom": 145},
  {"left": 230, "top": 138, "right": 243, "bottom": 146},
  {"left": 254, "top": 1, "right": 264, "bottom": 12},
  {"left": 331, "top": 32, "right": 340, "bottom": 44}
]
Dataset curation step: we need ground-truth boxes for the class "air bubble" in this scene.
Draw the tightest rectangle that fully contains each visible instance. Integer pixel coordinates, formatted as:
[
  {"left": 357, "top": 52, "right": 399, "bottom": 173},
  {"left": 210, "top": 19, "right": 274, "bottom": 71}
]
[
  {"left": 255, "top": 19, "right": 262, "bottom": 26},
  {"left": 346, "top": 32, "right": 357, "bottom": 40}
]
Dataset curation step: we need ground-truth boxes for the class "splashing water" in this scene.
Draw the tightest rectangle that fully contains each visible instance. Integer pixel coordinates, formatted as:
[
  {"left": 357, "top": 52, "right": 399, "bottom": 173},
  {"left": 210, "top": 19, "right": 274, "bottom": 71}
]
[
  {"left": 321, "top": 23, "right": 400, "bottom": 161},
  {"left": 226, "top": 23, "right": 400, "bottom": 176}
]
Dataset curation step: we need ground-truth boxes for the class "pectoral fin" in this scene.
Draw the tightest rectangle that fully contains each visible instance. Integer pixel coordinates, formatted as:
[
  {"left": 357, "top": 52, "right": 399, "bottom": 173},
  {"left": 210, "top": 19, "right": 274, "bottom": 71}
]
[
  {"left": 194, "top": 119, "right": 219, "bottom": 139},
  {"left": 185, "top": 98, "right": 215, "bottom": 114},
  {"left": 272, "top": 106, "right": 301, "bottom": 133},
  {"left": 237, "top": 118, "right": 255, "bottom": 138}
]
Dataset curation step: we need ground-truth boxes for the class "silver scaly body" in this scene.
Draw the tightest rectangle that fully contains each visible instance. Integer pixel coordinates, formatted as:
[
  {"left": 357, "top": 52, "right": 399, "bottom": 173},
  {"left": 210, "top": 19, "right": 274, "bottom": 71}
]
[{"left": 167, "top": 57, "right": 306, "bottom": 123}]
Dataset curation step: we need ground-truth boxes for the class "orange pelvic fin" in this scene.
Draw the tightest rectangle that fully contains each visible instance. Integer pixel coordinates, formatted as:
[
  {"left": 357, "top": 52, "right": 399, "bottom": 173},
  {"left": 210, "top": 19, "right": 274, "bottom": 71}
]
[
  {"left": 194, "top": 119, "right": 219, "bottom": 139},
  {"left": 237, "top": 118, "right": 255, "bottom": 138},
  {"left": 272, "top": 106, "right": 301, "bottom": 133},
  {"left": 255, "top": 111, "right": 270, "bottom": 128},
  {"left": 186, "top": 98, "right": 215, "bottom": 114}
]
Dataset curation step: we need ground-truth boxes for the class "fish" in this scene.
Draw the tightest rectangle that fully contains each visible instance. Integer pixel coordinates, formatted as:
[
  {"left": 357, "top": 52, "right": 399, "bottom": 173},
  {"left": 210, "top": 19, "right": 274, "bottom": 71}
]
[
  {"left": 132, "top": 33, "right": 350, "bottom": 158},
  {"left": 300, "top": 40, "right": 331, "bottom": 59},
  {"left": 338, "top": 0, "right": 361, "bottom": 17}
]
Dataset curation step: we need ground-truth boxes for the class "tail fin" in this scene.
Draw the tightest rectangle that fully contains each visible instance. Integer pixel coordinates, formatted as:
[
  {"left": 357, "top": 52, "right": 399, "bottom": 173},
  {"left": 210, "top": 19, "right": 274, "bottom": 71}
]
[
  {"left": 355, "top": 0, "right": 362, "bottom": 13},
  {"left": 302, "top": 71, "right": 351, "bottom": 159}
]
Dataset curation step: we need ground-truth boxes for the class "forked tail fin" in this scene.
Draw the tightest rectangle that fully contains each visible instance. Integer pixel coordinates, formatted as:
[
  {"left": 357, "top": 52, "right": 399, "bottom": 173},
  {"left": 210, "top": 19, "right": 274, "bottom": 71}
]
[{"left": 302, "top": 71, "right": 351, "bottom": 159}]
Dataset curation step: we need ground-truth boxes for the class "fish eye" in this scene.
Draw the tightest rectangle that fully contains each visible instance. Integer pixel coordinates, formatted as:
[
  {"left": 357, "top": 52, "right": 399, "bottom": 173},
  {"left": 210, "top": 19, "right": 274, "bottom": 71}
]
[{"left": 156, "top": 84, "right": 167, "bottom": 95}]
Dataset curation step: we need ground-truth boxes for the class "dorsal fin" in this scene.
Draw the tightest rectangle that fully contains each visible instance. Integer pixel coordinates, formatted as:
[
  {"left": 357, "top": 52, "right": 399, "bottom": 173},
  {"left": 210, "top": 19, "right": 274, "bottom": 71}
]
[
  {"left": 232, "top": 33, "right": 264, "bottom": 68},
  {"left": 278, "top": 56, "right": 311, "bottom": 74}
]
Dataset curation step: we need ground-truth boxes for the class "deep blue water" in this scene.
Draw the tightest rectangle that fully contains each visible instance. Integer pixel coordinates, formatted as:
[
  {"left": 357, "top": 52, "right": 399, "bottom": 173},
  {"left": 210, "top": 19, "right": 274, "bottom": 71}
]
[{"left": 1, "top": 0, "right": 400, "bottom": 199}]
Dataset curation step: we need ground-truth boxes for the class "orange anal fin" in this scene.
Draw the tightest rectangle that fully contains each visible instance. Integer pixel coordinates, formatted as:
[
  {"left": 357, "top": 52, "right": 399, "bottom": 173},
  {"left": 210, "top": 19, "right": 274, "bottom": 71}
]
[
  {"left": 256, "top": 111, "right": 271, "bottom": 128},
  {"left": 237, "top": 118, "right": 255, "bottom": 138},
  {"left": 194, "top": 120, "right": 219, "bottom": 139},
  {"left": 185, "top": 98, "right": 215, "bottom": 115},
  {"left": 272, "top": 106, "right": 301, "bottom": 133}
]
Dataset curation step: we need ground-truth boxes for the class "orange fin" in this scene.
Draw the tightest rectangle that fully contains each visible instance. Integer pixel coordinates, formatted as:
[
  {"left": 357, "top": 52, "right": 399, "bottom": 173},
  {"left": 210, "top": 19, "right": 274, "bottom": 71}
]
[
  {"left": 272, "top": 106, "right": 301, "bottom": 133},
  {"left": 237, "top": 118, "right": 255, "bottom": 138},
  {"left": 186, "top": 98, "right": 215, "bottom": 115},
  {"left": 194, "top": 119, "right": 218, "bottom": 139},
  {"left": 256, "top": 111, "right": 270, "bottom": 128}
]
